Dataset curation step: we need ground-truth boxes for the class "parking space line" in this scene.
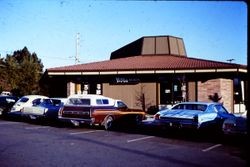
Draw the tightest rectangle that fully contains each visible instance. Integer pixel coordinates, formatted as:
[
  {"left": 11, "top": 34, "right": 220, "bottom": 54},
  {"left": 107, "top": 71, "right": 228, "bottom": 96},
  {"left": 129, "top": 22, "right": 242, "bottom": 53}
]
[
  {"left": 25, "top": 126, "right": 50, "bottom": 130},
  {"left": 0, "top": 121, "right": 20, "bottom": 125},
  {"left": 70, "top": 130, "right": 104, "bottom": 135},
  {"left": 127, "top": 136, "right": 154, "bottom": 143},
  {"left": 202, "top": 144, "right": 222, "bottom": 152}
]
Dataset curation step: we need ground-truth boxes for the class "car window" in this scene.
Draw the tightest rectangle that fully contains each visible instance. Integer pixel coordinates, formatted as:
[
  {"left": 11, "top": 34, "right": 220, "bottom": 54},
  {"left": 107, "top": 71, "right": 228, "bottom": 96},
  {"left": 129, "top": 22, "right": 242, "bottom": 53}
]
[
  {"left": 51, "top": 99, "right": 62, "bottom": 106},
  {"left": 186, "top": 104, "right": 193, "bottom": 110},
  {"left": 96, "top": 99, "right": 109, "bottom": 105},
  {"left": 68, "top": 98, "right": 90, "bottom": 105},
  {"left": 214, "top": 105, "right": 228, "bottom": 114},
  {"left": 32, "top": 98, "right": 42, "bottom": 105},
  {"left": 117, "top": 101, "right": 127, "bottom": 108},
  {"left": 195, "top": 104, "right": 207, "bottom": 111},
  {"left": 19, "top": 97, "right": 29, "bottom": 103},
  {"left": 172, "top": 104, "right": 184, "bottom": 109},
  {"left": 42, "top": 99, "right": 53, "bottom": 105},
  {"left": 172, "top": 104, "right": 207, "bottom": 111}
]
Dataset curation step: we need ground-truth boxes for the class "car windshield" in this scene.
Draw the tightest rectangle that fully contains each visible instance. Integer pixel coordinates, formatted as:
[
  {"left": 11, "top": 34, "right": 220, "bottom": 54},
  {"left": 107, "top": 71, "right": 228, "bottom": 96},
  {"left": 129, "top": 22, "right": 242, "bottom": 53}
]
[
  {"left": 68, "top": 98, "right": 91, "bottom": 105},
  {"left": 172, "top": 104, "right": 207, "bottom": 111},
  {"left": 117, "top": 101, "right": 127, "bottom": 108}
]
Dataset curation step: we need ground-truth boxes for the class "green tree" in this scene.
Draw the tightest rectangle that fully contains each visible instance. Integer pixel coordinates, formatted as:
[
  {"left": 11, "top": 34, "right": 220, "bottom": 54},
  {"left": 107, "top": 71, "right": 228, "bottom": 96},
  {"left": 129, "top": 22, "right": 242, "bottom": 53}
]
[
  {"left": 1, "top": 47, "right": 44, "bottom": 96},
  {"left": 0, "top": 57, "right": 8, "bottom": 92}
]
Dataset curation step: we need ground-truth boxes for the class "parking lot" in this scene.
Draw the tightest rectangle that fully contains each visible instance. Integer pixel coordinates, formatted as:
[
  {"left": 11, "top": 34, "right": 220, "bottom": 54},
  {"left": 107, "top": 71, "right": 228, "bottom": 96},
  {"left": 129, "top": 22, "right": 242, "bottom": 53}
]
[{"left": 0, "top": 118, "right": 247, "bottom": 167}]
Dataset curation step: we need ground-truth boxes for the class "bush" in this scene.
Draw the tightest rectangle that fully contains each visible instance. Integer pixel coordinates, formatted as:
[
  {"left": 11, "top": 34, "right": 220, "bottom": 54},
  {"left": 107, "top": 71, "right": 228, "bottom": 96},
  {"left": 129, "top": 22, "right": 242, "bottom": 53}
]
[{"left": 147, "top": 105, "right": 159, "bottom": 115}]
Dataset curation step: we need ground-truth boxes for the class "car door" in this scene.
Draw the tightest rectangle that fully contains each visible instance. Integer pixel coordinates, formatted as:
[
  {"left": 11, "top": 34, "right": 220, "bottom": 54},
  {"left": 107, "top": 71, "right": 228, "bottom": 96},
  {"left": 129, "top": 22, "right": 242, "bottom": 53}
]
[{"left": 29, "top": 98, "right": 42, "bottom": 114}]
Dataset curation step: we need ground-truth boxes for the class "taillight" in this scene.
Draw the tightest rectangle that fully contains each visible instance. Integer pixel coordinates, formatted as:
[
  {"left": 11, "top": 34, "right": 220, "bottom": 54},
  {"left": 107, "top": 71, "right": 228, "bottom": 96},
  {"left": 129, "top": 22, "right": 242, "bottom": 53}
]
[
  {"left": 223, "top": 123, "right": 236, "bottom": 129},
  {"left": 44, "top": 108, "right": 48, "bottom": 114},
  {"left": 154, "top": 113, "right": 160, "bottom": 120}
]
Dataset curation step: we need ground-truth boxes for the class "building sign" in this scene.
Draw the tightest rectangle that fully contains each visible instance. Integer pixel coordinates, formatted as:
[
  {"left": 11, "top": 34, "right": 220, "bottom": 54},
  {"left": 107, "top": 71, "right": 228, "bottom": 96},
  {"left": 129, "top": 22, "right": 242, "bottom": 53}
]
[{"left": 111, "top": 77, "right": 140, "bottom": 85}]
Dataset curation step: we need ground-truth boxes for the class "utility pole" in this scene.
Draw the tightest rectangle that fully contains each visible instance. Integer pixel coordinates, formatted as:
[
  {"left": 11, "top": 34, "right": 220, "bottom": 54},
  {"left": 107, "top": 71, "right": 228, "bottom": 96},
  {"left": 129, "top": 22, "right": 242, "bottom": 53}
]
[{"left": 75, "top": 32, "right": 80, "bottom": 64}]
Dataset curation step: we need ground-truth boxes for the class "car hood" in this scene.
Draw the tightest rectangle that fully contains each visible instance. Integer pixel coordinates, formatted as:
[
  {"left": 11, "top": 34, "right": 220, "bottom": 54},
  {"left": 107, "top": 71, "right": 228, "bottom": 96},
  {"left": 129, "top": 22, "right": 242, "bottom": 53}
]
[{"left": 159, "top": 109, "right": 202, "bottom": 119}]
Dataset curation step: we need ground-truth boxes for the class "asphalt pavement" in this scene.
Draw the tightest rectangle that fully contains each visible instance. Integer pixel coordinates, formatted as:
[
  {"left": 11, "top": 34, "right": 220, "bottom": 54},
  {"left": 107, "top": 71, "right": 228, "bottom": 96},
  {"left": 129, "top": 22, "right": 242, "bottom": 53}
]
[{"left": 0, "top": 119, "right": 247, "bottom": 167}]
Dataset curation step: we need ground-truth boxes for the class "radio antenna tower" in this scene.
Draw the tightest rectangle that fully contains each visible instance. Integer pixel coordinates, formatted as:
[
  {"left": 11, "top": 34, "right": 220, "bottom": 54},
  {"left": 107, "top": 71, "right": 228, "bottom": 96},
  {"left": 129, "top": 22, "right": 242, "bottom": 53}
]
[{"left": 75, "top": 33, "right": 81, "bottom": 64}]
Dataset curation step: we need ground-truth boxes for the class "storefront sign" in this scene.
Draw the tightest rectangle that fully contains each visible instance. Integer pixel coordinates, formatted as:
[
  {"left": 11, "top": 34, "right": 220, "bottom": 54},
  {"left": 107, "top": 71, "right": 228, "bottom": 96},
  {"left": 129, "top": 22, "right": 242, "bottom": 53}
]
[{"left": 111, "top": 77, "right": 140, "bottom": 85}]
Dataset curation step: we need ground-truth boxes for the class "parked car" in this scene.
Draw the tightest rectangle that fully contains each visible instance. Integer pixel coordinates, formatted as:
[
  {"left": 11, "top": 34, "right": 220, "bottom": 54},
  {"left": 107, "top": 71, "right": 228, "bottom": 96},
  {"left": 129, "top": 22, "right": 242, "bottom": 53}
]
[
  {"left": 0, "top": 91, "right": 12, "bottom": 96},
  {"left": 0, "top": 96, "right": 19, "bottom": 116},
  {"left": 222, "top": 114, "right": 247, "bottom": 135},
  {"left": 153, "top": 102, "right": 235, "bottom": 132},
  {"left": 21, "top": 98, "right": 64, "bottom": 121},
  {"left": 9, "top": 95, "right": 49, "bottom": 117},
  {"left": 58, "top": 94, "right": 146, "bottom": 129}
]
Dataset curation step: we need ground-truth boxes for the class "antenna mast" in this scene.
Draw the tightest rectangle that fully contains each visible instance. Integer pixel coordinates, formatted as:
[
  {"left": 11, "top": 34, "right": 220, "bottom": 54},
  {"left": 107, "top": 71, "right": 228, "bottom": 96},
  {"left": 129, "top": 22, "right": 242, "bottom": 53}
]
[{"left": 75, "top": 33, "right": 80, "bottom": 64}]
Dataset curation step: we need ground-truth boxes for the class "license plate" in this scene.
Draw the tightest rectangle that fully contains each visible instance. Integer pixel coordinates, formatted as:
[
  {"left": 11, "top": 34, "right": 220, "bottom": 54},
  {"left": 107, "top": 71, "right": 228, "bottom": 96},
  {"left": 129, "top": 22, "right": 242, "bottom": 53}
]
[{"left": 169, "top": 122, "right": 180, "bottom": 128}]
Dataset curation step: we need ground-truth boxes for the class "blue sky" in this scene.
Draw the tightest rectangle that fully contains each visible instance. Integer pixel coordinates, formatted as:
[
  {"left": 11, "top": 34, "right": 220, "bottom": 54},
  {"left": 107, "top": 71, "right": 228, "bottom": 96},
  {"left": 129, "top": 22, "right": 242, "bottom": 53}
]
[{"left": 0, "top": 0, "right": 247, "bottom": 70}]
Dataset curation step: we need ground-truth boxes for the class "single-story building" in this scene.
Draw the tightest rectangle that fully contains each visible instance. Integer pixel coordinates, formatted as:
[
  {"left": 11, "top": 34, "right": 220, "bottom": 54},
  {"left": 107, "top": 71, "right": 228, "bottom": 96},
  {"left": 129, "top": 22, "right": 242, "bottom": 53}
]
[{"left": 42, "top": 35, "right": 247, "bottom": 113}]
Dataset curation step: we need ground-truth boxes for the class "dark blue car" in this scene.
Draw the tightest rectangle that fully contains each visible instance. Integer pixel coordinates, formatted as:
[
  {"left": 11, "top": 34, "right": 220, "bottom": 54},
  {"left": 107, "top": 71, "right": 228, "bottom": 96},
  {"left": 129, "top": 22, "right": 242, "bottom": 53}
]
[
  {"left": 21, "top": 98, "right": 64, "bottom": 121},
  {"left": 0, "top": 96, "right": 19, "bottom": 117}
]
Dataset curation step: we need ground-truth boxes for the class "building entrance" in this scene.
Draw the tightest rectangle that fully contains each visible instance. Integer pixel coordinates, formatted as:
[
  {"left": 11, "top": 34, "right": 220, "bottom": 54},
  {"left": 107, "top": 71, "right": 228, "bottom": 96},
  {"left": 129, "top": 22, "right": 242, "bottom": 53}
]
[{"left": 160, "top": 78, "right": 184, "bottom": 105}]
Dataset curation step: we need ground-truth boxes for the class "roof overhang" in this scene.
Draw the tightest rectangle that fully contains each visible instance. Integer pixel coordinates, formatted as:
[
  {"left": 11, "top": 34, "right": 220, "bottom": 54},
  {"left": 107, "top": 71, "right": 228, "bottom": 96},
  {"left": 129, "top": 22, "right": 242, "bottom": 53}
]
[{"left": 47, "top": 67, "right": 247, "bottom": 76}]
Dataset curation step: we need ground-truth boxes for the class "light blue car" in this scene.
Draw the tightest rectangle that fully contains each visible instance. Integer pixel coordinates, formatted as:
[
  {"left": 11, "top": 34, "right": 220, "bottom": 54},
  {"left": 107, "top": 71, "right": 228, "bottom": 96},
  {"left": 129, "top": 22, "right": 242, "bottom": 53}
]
[{"left": 153, "top": 102, "right": 235, "bottom": 131}]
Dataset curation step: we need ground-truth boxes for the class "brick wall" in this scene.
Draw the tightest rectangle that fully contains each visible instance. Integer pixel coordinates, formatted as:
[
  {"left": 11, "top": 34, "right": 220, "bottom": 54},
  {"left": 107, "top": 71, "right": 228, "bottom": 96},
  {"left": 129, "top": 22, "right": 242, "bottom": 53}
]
[{"left": 198, "top": 78, "right": 233, "bottom": 112}]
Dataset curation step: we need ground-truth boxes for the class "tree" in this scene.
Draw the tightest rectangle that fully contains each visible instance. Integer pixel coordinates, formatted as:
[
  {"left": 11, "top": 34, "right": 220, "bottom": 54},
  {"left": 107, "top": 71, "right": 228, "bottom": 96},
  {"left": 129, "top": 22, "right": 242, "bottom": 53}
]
[
  {"left": 208, "top": 93, "right": 222, "bottom": 103},
  {"left": 135, "top": 84, "right": 153, "bottom": 111},
  {"left": 0, "top": 47, "right": 44, "bottom": 96}
]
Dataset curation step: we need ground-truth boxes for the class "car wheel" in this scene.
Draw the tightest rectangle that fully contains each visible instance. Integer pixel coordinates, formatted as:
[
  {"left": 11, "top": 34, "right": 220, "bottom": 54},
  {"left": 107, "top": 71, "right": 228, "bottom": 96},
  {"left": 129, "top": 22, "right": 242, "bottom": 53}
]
[{"left": 104, "top": 116, "right": 114, "bottom": 130}]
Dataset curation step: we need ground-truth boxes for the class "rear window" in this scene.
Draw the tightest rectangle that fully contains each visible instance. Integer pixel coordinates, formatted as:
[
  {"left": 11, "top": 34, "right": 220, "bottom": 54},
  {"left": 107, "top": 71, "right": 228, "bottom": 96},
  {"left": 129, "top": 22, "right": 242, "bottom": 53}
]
[
  {"left": 172, "top": 104, "right": 207, "bottom": 111},
  {"left": 19, "top": 97, "right": 29, "bottom": 103}
]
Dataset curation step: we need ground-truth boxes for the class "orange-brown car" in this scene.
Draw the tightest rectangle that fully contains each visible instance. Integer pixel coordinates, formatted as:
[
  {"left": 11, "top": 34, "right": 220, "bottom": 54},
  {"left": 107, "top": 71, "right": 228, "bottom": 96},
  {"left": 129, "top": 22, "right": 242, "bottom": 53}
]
[
  {"left": 92, "top": 108, "right": 146, "bottom": 130},
  {"left": 58, "top": 94, "right": 146, "bottom": 130}
]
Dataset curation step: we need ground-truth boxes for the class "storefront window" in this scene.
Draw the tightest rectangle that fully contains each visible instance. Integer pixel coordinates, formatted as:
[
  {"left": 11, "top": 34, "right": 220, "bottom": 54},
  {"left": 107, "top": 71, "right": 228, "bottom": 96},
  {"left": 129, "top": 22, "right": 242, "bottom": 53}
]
[
  {"left": 233, "top": 78, "right": 243, "bottom": 104},
  {"left": 160, "top": 78, "right": 185, "bottom": 105}
]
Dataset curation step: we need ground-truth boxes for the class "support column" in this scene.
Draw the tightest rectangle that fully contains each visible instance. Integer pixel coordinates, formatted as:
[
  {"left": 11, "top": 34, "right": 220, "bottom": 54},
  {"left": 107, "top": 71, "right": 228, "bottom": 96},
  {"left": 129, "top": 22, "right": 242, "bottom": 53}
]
[{"left": 67, "top": 82, "right": 75, "bottom": 96}]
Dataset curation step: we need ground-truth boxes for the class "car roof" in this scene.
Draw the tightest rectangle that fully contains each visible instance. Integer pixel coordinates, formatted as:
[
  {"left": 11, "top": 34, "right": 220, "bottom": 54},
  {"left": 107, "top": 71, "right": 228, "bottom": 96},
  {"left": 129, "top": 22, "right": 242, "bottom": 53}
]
[
  {"left": 176, "top": 102, "right": 221, "bottom": 105},
  {"left": 68, "top": 94, "right": 112, "bottom": 99},
  {"left": 21, "top": 95, "right": 49, "bottom": 99}
]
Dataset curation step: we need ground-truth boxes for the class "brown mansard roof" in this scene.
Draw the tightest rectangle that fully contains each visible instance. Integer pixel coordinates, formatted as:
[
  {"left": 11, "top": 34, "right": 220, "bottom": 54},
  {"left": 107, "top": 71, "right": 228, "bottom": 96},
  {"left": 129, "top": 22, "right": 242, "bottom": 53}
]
[{"left": 47, "top": 55, "right": 246, "bottom": 73}]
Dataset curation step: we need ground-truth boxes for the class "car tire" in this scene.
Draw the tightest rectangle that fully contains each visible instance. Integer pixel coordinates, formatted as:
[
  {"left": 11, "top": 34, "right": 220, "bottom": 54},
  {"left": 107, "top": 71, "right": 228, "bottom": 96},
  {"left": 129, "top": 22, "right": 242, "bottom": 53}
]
[{"left": 104, "top": 116, "right": 114, "bottom": 130}]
